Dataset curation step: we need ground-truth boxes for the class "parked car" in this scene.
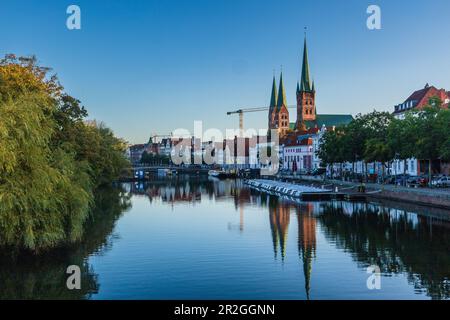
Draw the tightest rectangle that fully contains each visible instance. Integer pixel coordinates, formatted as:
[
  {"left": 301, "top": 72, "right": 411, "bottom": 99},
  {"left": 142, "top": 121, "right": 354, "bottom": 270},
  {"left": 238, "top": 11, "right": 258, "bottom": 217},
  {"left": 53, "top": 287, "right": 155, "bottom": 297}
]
[
  {"left": 431, "top": 176, "right": 450, "bottom": 188},
  {"left": 407, "top": 176, "right": 420, "bottom": 187},
  {"left": 389, "top": 174, "right": 410, "bottom": 185},
  {"left": 418, "top": 176, "right": 429, "bottom": 187}
]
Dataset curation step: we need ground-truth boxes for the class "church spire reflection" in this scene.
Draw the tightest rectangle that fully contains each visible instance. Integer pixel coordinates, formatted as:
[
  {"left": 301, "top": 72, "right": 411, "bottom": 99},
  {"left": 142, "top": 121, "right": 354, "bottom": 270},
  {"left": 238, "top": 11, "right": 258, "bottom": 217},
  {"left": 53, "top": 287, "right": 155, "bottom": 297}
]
[
  {"left": 268, "top": 197, "right": 290, "bottom": 261},
  {"left": 267, "top": 197, "right": 317, "bottom": 299},
  {"left": 296, "top": 203, "right": 317, "bottom": 300}
]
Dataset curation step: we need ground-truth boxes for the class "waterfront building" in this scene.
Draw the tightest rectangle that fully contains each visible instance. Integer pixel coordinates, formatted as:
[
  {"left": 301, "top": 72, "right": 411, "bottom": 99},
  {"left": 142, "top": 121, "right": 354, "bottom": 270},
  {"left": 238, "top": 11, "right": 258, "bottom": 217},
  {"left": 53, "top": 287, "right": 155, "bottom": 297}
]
[
  {"left": 128, "top": 144, "right": 147, "bottom": 165},
  {"left": 393, "top": 83, "right": 449, "bottom": 119},
  {"left": 281, "top": 126, "right": 327, "bottom": 173},
  {"left": 283, "top": 138, "right": 313, "bottom": 172},
  {"left": 159, "top": 138, "right": 173, "bottom": 157},
  {"left": 391, "top": 84, "right": 450, "bottom": 176}
]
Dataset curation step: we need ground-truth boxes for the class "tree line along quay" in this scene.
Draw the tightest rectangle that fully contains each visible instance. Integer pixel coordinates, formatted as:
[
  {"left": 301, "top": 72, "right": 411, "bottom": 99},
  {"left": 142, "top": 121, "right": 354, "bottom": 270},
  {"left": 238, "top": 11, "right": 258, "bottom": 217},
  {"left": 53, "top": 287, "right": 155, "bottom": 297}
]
[
  {"left": 317, "top": 102, "right": 450, "bottom": 186},
  {"left": 0, "top": 55, "right": 129, "bottom": 253}
]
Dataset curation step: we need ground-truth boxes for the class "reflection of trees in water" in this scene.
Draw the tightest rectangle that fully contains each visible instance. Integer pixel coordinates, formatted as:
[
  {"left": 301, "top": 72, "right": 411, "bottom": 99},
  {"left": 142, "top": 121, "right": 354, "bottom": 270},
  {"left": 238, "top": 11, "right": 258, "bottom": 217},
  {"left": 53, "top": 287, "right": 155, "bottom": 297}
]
[
  {"left": 255, "top": 193, "right": 450, "bottom": 300},
  {"left": 0, "top": 185, "right": 131, "bottom": 299},
  {"left": 317, "top": 202, "right": 450, "bottom": 300}
]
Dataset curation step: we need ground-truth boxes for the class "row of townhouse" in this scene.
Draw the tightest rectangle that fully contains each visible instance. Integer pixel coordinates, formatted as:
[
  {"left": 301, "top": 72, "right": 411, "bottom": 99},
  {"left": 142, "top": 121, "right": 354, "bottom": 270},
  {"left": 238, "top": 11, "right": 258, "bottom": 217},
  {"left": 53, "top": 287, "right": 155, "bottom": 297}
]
[{"left": 127, "top": 137, "right": 174, "bottom": 165}]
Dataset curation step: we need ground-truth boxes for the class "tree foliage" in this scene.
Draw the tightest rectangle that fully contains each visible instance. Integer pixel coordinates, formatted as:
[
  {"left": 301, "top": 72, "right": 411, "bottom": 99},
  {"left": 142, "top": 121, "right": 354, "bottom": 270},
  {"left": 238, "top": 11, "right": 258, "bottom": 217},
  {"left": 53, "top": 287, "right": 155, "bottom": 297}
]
[
  {"left": 0, "top": 55, "right": 129, "bottom": 252},
  {"left": 317, "top": 103, "right": 450, "bottom": 181}
]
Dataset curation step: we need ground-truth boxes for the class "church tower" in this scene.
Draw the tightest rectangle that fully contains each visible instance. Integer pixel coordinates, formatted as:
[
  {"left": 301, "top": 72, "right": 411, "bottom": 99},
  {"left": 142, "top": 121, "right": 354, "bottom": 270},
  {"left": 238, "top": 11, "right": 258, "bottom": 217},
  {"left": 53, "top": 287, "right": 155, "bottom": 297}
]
[
  {"left": 296, "top": 37, "right": 316, "bottom": 131},
  {"left": 276, "top": 72, "right": 290, "bottom": 136},
  {"left": 268, "top": 75, "right": 278, "bottom": 131}
]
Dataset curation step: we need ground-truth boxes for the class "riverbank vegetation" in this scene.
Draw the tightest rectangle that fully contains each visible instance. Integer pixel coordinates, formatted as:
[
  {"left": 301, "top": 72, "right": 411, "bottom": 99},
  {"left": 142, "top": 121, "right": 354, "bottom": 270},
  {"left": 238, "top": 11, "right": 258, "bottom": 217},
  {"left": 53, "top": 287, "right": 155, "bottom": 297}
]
[
  {"left": 0, "top": 54, "right": 129, "bottom": 252},
  {"left": 317, "top": 98, "right": 450, "bottom": 183}
]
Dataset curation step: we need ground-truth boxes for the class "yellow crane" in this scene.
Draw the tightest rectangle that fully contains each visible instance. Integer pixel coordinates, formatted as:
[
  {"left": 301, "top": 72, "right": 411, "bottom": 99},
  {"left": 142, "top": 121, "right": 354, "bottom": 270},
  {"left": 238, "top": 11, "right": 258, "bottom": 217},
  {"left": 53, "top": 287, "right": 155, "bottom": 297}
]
[{"left": 226, "top": 105, "right": 297, "bottom": 131}]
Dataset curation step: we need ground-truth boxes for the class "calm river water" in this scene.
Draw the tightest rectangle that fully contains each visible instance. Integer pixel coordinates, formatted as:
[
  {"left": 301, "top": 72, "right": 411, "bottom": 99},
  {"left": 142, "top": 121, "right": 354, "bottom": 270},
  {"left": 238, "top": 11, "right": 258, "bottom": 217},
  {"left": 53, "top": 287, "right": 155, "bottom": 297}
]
[{"left": 1, "top": 176, "right": 449, "bottom": 299}]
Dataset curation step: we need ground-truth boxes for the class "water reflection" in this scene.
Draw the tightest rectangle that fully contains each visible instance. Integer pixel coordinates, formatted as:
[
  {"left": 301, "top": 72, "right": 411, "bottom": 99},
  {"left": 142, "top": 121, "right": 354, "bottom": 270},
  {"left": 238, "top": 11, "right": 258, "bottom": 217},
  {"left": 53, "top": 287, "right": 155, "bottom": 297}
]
[
  {"left": 129, "top": 176, "right": 449, "bottom": 300},
  {"left": 0, "top": 177, "right": 448, "bottom": 299},
  {"left": 0, "top": 185, "right": 132, "bottom": 299},
  {"left": 317, "top": 202, "right": 450, "bottom": 300}
]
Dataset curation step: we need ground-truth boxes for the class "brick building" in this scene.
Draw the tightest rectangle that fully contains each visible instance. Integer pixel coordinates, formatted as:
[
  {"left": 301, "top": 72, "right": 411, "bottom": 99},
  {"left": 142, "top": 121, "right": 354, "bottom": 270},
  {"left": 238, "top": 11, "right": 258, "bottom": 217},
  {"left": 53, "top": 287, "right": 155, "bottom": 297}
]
[
  {"left": 393, "top": 83, "right": 450, "bottom": 119},
  {"left": 267, "top": 36, "right": 353, "bottom": 139}
]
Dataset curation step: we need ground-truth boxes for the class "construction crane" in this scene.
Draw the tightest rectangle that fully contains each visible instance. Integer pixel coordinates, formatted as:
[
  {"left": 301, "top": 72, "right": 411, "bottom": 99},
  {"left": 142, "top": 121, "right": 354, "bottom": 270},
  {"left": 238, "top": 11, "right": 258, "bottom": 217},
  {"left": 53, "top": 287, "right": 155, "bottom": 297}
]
[
  {"left": 227, "top": 105, "right": 297, "bottom": 131},
  {"left": 226, "top": 107, "right": 268, "bottom": 131}
]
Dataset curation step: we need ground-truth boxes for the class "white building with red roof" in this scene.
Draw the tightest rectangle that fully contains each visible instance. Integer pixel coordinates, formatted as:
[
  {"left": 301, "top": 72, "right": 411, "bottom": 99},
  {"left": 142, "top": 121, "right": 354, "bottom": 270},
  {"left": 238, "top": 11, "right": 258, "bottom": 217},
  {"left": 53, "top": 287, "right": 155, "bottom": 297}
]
[
  {"left": 390, "top": 84, "right": 449, "bottom": 176},
  {"left": 393, "top": 83, "right": 449, "bottom": 119}
]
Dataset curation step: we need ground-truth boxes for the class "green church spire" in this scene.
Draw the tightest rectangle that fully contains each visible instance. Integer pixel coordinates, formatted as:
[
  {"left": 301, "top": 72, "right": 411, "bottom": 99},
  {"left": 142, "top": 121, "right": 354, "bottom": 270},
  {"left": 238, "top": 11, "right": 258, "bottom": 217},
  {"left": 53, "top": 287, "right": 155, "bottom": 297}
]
[
  {"left": 300, "top": 36, "right": 312, "bottom": 92},
  {"left": 276, "top": 72, "right": 287, "bottom": 109},
  {"left": 270, "top": 76, "right": 278, "bottom": 107}
]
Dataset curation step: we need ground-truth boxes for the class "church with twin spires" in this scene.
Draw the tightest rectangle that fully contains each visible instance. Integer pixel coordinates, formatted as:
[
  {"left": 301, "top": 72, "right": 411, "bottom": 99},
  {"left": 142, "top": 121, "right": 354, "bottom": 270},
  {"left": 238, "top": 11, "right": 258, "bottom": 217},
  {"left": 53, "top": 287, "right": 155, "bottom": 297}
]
[{"left": 268, "top": 36, "right": 353, "bottom": 138}]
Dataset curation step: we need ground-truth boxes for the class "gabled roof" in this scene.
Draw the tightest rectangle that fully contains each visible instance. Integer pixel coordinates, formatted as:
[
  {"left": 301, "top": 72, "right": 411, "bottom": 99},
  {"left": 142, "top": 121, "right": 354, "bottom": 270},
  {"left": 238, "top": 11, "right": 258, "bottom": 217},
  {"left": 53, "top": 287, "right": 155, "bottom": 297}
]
[
  {"left": 285, "top": 137, "right": 312, "bottom": 147},
  {"left": 406, "top": 86, "right": 430, "bottom": 102},
  {"left": 394, "top": 84, "right": 449, "bottom": 114},
  {"left": 130, "top": 144, "right": 146, "bottom": 150}
]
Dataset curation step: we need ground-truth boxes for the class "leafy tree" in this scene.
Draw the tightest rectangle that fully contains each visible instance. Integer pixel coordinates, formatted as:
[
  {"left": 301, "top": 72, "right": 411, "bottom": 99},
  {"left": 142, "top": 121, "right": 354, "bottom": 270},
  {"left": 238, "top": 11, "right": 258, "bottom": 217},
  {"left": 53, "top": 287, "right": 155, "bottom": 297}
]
[
  {"left": 317, "top": 128, "right": 346, "bottom": 177},
  {"left": 0, "top": 93, "right": 92, "bottom": 251},
  {"left": 0, "top": 54, "right": 129, "bottom": 252},
  {"left": 387, "top": 116, "right": 416, "bottom": 180},
  {"left": 436, "top": 108, "right": 450, "bottom": 161},
  {"left": 411, "top": 100, "right": 445, "bottom": 185},
  {"left": 360, "top": 111, "right": 394, "bottom": 182},
  {"left": 342, "top": 114, "right": 370, "bottom": 174}
]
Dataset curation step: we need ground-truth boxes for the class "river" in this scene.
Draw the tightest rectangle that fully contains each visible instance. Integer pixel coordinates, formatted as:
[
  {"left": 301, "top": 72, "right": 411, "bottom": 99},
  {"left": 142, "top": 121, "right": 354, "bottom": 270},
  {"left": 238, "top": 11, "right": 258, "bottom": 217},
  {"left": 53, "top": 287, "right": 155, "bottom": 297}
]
[{"left": 0, "top": 175, "right": 449, "bottom": 299}]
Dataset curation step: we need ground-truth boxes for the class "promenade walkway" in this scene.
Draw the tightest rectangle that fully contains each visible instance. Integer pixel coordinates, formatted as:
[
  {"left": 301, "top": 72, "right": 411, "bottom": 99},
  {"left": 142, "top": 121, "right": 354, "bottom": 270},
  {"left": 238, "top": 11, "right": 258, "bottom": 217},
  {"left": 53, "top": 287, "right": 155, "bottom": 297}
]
[{"left": 272, "top": 174, "right": 450, "bottom": 210}]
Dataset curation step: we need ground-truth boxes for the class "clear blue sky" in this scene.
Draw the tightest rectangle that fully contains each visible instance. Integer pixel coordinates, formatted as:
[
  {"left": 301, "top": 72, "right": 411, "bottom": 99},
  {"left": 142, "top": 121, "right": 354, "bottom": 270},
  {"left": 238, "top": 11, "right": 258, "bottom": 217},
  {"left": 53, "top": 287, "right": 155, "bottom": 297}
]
[{"left": 2, "top": 0, "right": 450, "bottom": 144}]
